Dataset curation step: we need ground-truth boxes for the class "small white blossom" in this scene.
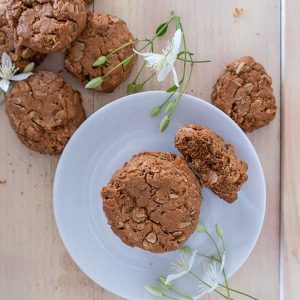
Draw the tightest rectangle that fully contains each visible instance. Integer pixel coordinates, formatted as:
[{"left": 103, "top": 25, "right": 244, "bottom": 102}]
[
  {"left": 194, "top": 252, "right": 226, "bottom": 299},
  {"left": 0, "top": 52, "right": 32, "bottom": 93},
  {"left": 134, "top": 29, "right": 182, "bottom": 87},
  {"left": 165, "top": 248, "right": 198, "bottom": 284}
]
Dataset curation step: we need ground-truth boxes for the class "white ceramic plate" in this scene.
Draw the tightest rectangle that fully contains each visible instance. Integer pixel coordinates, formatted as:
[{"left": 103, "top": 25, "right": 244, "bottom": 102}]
[{"left": 53, "top": 91, "right": 266, "bottom": 300}]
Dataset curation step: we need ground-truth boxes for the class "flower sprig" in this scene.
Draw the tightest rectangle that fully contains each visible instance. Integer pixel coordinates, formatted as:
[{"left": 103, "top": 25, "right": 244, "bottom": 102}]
[
  {"left": 0, "top": 52, "right": 34, "bottom": 104},
  {"left": 86, "top": 13, "right": 210, "bottom": 132},
  {"left": 145, "top": 224, "right": 259, "bottom": 300}
]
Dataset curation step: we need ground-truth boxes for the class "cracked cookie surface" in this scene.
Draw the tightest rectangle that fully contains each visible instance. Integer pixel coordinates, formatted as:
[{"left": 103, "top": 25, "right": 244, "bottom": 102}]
[
  {"left": 5, "top": 71, "right": 85, "bottom": 155},
  {"left": 212, "top": 56, "right": 277, "bottom": 132},
  {"left": 175, "top": 125, "right": 248, "bottom": 203},
  {"left": 0, "top": 0, "right": 45, "bottom": 70},
  {"left": 101, "top": 151, "right": 202, "bottom": 253},
  {"left": 65, "top": 12, "right": 136, "bottom": 93},
  {"left": 6, "top": 0, "right": 87, "bottom": 53}
]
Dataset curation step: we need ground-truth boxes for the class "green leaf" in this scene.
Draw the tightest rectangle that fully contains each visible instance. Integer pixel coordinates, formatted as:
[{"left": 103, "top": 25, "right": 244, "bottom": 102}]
[
  {"left": 196, "top": 223, "right": 206, "bottom": 233},
  {"left": 93, "top": 56, "right": 107, "bottom": 67},
  {"left": 166, "top": 85, "right": 178, "bottom": 93},
  {"left": 23, "top": 62, "right": 35, "bottom": 73},
  {"left": 145, "top": 286, "right": 164, "bottom": 297},
  {"left": 215, "top": 224, "right": 224, "bottom": 238},
  {"left": 160, "top": 115, "right": 171, "bottom": 132},
  {"left": 165, "top": 100, "right": 177, "bottom": 113},
  {"left": 123, "top": 56, "right": 133, "bottom": 67},
  {"left": 85, "top": 77, "right": 103, "bottom": 89},
  {"left": 151, "top": 106, "right": 161, "bottom": 117},
  {"left": 156, "top": 22, "right": 168, "bottom": 36}
]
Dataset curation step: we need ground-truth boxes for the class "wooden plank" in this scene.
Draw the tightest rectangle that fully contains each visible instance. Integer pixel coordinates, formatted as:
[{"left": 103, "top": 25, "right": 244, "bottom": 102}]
[
  {"left": 282, "top": 0, "right": 300, "bottom": 299},
  {"left": 0, "top": 0, "right": 281, "bottom": 299}
]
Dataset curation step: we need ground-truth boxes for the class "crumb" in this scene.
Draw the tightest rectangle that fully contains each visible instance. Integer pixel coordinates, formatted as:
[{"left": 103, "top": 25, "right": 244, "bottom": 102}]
[
  {"left": 9, "top": 162, "right": 13, "bottom": 166},
  {"left": 20, "top": 191, "right": 24, "bottom": 195},
  {"left": 29, "top": 164, "right": 32, "bottom": 168},
  {"left": 11, "top": 170, "right": 15, "bottom": 174},
  {"left": 0, "top": 179, "right": 7, "bottom": 184},
  {"left": 6, "top": 153, "right": 10, "bottom": 156},
  {"left": 256, "top": 32, "right": 260, "bottom": 36},
  {"left": 233, "top": 7, "right": 243, "bottom": 18}
]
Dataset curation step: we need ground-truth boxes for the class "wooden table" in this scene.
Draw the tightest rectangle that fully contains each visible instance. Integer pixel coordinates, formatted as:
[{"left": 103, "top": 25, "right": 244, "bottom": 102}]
[{"left": 0, "top": 0, "right": 298, "bottom": 299}]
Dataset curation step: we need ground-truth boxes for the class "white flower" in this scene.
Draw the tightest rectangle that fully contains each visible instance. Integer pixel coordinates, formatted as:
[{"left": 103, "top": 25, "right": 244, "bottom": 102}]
[
  {"left": 194, "top": 252, "right": 226, "bottom": 299},
  {"left": 134, "top": 29, "right": 182, "bottom": 87},
  {"left": 165, "top": 248, "right": 198, "bottom": 284},
  {"left": 0, "top": 52, "right": 32, "bottom": 93}
]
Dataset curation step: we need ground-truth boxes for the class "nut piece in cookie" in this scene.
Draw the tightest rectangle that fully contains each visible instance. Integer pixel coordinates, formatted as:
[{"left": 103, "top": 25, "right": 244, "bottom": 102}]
[
  {"left": 175, "top": 125, "right": 248, "bottom": 203},
  {"left": 6, "top": 0, "right": 87, "bottom": 53},
  {"left": 5, "top": 71, "right": 86, "bottom": 155},
  {"left": 101, "top": 151, "right": 202, "bottom": 253},
  {"left": 0, "top": 0, "right": 45, "bottom": 70},
  {"left": 65, "top": 13, "right": 136, "bottom": 93},
  {"left": 211, "top": 56, "right": 277, "bottom": 132}
]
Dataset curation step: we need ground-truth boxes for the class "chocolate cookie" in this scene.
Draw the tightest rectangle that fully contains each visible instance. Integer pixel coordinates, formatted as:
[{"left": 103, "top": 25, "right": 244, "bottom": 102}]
[
  {"left": 65, "top": 13, "right": 136, "bottom": 93},
  {"left": 211, "top": 56, "right": 277, "bottom": 132},
  {"left": 6, "top": 0, "right": 87, "bottom": 53},
  {"left": 101, "top": 151, "right": 202, "bottom": 253},
  {"left": 0, "top": 0, "right": 45, "bottom": 70},
  {"left": 175, "top": 125, "right": 248, "bottom": 203},
  {"left": 5, "top": 71, "right": 85, "bottom": 155}
]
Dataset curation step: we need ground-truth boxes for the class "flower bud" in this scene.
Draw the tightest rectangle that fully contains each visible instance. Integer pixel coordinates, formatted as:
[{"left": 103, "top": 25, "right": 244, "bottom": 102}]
[
  {"left": 196, "top": 223, "right": 206, "bottom": 233},
  {"left": 151, "top": 106, "right": 161, "bottom": 117},
  {"left": 165, "top": 100, "right": 177, "bottom": 113},
  {"left": 215, "top": 224, "right": 224, "bottom": 238},
  {"left": 180, "top": 246, "right": 193, "bottom": 254},
  {"left": 23, "top": 62, "right": 35, "bottom": 73},
  {"left": 145, "top": 286, "right": 164, "bottom": 297},
  {"left": 85, "top": 77, "right": 103, "bottom": 89},
  {"left": 159, "top": 115, "right": 171, "bottom": 132},
  {"left": 127, "top": 83, "right": 144, "bottom": 94},
  {"left": 93, "top": 56, "right": 107, "bottom": 67}
]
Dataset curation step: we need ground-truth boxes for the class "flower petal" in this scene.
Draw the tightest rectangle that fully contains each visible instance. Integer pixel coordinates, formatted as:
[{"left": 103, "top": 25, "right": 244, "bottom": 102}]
[
  {"left": 0, "top": 79, "right": 10, "bottom": 92},
  {"left": 133, "top": 48, "right": 157, "bottom": 57},
  {"left": 11, "top": 72, "right": 32, "bottom": 81},
  {"left": 157, "top": 63, "right": 173, "bottom": 82},
  {"left": 2, "top": 52, "right": 12, "bottom": 69},
  {"left": 165, "top": 270, "right": 188, "bottom": 284},
  {"left": 144, "top": 54, "right": 165, "bottom": 68},
  {"left": 171, "top": 66, "right": 179, "bottom": 87},
  {"left": 172, "top": 29, "right": 182, "bottom": 56}
]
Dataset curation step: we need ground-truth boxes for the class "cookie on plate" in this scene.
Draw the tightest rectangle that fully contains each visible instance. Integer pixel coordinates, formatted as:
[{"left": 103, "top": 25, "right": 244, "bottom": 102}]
[
  {"left": 6, "top": 0, "right": 87, "bottom": 53},
  {"left": 211, "top": 56, "right": 277, "bottom": 132},
  {"left": 65, "top": 12, "right": 136, "bottom": 93},
  {"left": 175, "top": 124, "right": 248, "bottom": 203},
  {"left": 101, "top": 151, "right": 202, "bottom": 253},
  {"left": 5, "top": 71, "right": 85, "bottom": 155},
  {"left": 0, "top": 0, "right": 45, "bottom": 70}
]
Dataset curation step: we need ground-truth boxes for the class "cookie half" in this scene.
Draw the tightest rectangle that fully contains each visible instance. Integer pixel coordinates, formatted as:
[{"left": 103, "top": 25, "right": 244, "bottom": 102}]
[
  {"left": 65, "top": 12, "right": 136, "bottom": 92},
  {"left": 101, "top": 151, "right": 202, "bottom": 253},
  {"left": 175, "top": 125, "right": 248, "bottom": 203},
  {"left": 6, "top": 0, "right": 87, "bottom": 53},
  {"left": 0, "top": 0, "right": 45, "bottom": 70},
  {"left": 212, "top": 56, "right": 277, "bottom": 132},
  {"left": 5, "top": 71, "right": 86, "bottom": 155}
]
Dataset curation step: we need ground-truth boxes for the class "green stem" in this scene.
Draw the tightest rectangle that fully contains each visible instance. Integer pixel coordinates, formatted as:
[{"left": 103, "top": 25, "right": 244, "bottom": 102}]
[
  {"left": 141, "top": 72, "right": 156, "bottom": 86},
  {"left": 189, "top": 271, "right": 235, "bottom": 300},
  {"left": 177, "top": 58, "right": 211, "bottom": 64},
  {"left": 106, "top": 39, "right": 138, "bottom": 58},
  {"left": 132, "top": 61, "right": 147, "bottom": 83},
  {"left": 197, "top": 253, "right": 221, "bottom": 262},
  {"left": 218, "top": 285, "right": 259, "bottom": 300},
  {"left": 159, "top": 91, "right": 177, "bottom": 109},
  {"left": 221, "top": 237, "right": 231, "bottom": 299},
  {"left": 162, "top": 293, "right": 180, "bottom": 300},
  {"left": 170, "top": 286, "right": 191, "bottom": 299}
]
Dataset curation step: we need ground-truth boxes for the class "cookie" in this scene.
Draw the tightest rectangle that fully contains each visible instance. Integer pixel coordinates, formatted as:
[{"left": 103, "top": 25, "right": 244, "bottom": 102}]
[
  {"left": 0, "top": 0, "right": 45, "bottom": 70},
  {"left": 5, "top": 71, "right": 85, "bottom": 155},
  {"left": 211, "top": 56, "right": 277, "bottom": 132},
  {"left": 6, "top": 0, "right": 87, "bottom": 53},
  {"left": 175, "top": 125, "right": 248, "bottom": 203},
  {"left": 65, "top": 13, "right": 136, "bottom": 93},
  {"left": 101, "top": 151, "right": 202, "bottom": 253}
]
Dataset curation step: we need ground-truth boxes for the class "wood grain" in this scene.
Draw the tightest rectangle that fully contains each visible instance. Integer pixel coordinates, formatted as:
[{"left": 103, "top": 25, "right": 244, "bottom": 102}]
[
  {"left": 0, "top": 0, "right": 281, "bottom": 299},
  {"left": 282, "top": 0, "right": 300, "bottom": 299}
]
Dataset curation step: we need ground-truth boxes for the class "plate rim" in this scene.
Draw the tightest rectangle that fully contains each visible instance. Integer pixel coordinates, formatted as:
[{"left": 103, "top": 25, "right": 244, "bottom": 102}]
[{"left": 53, "top": 90, "right": 266, "bottom": 299}]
